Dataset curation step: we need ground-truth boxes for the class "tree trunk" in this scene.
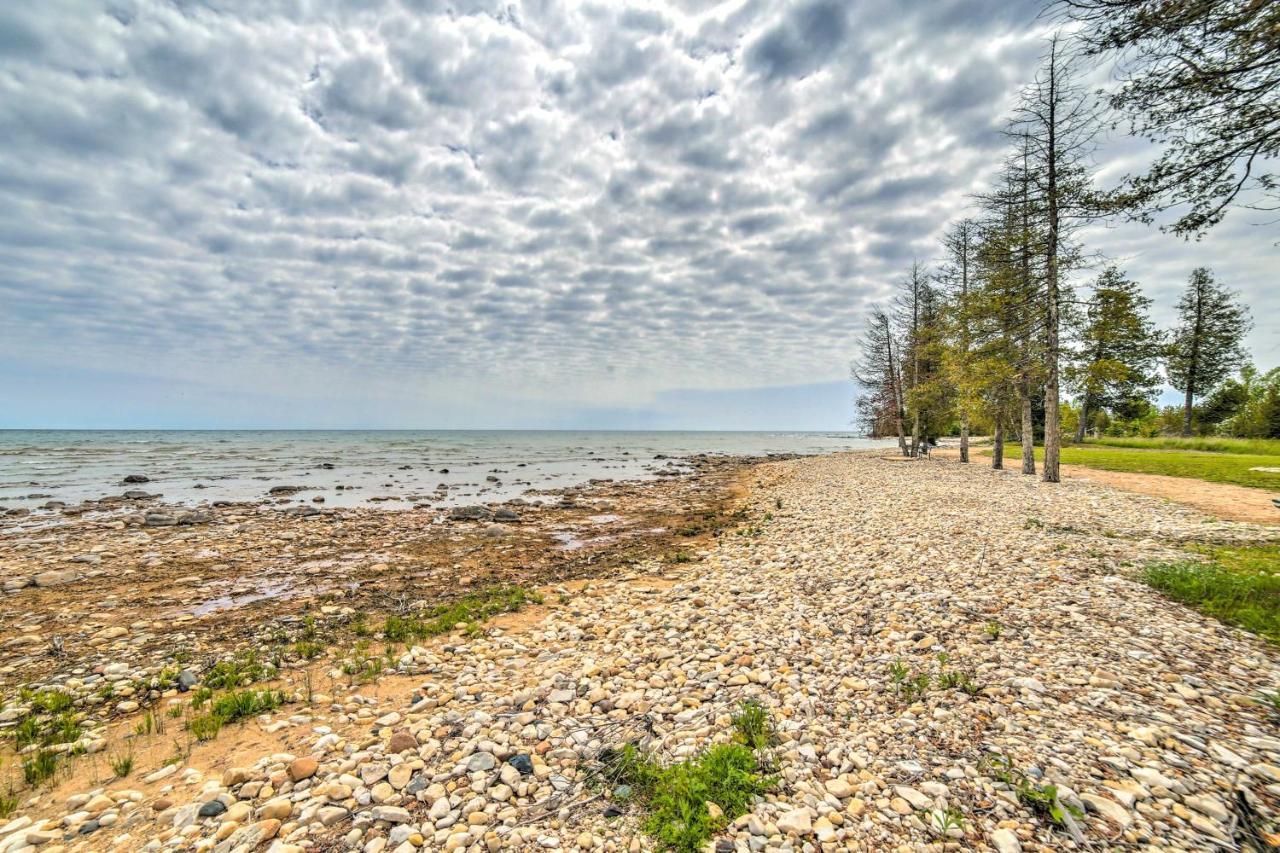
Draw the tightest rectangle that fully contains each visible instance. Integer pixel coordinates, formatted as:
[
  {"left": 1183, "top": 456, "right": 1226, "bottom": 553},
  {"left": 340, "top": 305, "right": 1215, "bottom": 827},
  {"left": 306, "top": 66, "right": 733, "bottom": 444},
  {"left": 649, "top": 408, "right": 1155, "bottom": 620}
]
[
  {"left": 1181, "top": 286, "right": 1203, "bottom": 437},
  {"left": 886, "top": 331, "right": 909, "bottom": 456},
  {"left": 1074, "top": 396, "right": 1088, "bottom": 444},
  {"left": 1042, "top": 39, "right": 1062, "bottom": 484},
  {"left": 911, "top": 412, "right": 920, "bottom": 458},
  {"left": 992, "top": 412, "right": 1005, "bottom": 470},
  {"left": 1021, "top": 380, "right": 1036, "bottom": 475},
  {"left": 959, "top": 414, "right": 970, "bottom": 463}
]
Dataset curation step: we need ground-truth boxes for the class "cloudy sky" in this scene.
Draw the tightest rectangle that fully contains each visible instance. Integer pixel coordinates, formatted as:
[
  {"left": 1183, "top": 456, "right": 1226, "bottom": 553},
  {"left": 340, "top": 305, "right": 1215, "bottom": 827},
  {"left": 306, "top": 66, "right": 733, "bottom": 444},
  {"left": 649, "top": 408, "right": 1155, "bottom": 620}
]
[{"left": 0, "top": 0, "right": 1275, "bottom": 429}]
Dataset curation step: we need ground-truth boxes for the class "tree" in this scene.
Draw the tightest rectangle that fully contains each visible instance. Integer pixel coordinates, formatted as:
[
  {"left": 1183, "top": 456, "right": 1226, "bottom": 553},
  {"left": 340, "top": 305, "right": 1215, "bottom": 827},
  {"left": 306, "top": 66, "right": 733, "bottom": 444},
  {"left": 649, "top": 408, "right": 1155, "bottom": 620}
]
[
  {"left": 896, "top": 263, "right": 948, "bottom": 457},
  {"left": 1007, "top": 35, "right": 1101, "bottom": 482},
  {"left": 851, "top": 304, "right": 908, "bottom": 455},
  {"left": 1166, "top": 267, "right": 1252, "bottom": 436},
  {"left": 1067, "top": 265, "right": 1163, "bottom": 441},
  {"left": 938, "top": 219, "right": 980, "bottom": 462},
  {"left": 1057, "top": 0, "right": 1280, "bottom": 237}
]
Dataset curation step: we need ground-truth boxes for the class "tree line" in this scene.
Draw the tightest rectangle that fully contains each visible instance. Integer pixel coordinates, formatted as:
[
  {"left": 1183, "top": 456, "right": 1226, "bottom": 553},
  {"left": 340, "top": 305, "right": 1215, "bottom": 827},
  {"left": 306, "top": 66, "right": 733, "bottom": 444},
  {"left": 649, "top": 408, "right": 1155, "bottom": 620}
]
[{"left": 852, "top": 0, "right": 1276, "bottom": 481}]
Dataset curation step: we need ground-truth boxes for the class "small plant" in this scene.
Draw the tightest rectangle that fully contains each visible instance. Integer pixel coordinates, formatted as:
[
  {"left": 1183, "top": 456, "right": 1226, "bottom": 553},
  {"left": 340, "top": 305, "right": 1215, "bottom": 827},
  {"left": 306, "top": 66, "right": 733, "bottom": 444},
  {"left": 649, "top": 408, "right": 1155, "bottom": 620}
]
[
  {"left": 774, "top": 497, "right": 782, "bottom": 510},
  {"left": 109, "top": 748, "right": 134, "bottom": 778},
  {"left": 167, "top": 704, "right": 184, "bottom": 719},
  {"left": 731, "top": 700, "right": 775, "bottom": 752},
  {"left": 22, "top": 750, "right": 59, "bottom": 786},
  {"left": 208, "top": 689, "right": 284, "bottom": 723},
  {"left": 1023, "top": 517, "right": 1044, "bottom": 529},
  {"left": 0, "top": 788, "right": 16, "bottom": 820},
  {"left": 982, "top": 754, "right": 1082, "bottom": 828},
  {"left": 188, "top": 713, "right": 222, "bottom": 742},
  {"left": 667, "top": 552, "right": 696, "bottom": 564},
  {"left": 983, "top": 621, "right": 1003, "bottom": 640},
  {"left": 294, "top": 640, "right": 324, "bottom": 660},
  {"left": 928, "top": 806, "right": 967, "bottom": 834},
  {"left": 134, "top": 710, "right": 164, "bottom": 737},
  {"left": 1260, "top": 689, "right": 1280, "bottom": 714}
]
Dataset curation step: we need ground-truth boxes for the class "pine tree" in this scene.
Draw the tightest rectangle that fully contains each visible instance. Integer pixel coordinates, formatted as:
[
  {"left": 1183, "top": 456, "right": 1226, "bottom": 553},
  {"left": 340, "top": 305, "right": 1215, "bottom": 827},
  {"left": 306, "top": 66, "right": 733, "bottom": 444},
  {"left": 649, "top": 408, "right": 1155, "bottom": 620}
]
[
  {"left": 1166, "top": 267, "right": 1252, "bottom": 436},
  {"left": 1067, "top": 266, "right": 1163, "bottom": 441},
  {"left": 1057, "top": 0, "right": 1279, "bottom": 237},
  {"left": 851, "top": 305, "right": 908, "bottom": 454}
]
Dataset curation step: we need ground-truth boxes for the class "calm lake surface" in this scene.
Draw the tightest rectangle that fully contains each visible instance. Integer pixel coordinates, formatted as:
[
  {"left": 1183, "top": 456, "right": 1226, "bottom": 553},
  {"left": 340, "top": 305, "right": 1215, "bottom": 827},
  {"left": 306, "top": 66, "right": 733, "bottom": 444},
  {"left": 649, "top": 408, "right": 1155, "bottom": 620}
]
[{"left": 0, "top": 430, "right": 893, "bottom": 509}]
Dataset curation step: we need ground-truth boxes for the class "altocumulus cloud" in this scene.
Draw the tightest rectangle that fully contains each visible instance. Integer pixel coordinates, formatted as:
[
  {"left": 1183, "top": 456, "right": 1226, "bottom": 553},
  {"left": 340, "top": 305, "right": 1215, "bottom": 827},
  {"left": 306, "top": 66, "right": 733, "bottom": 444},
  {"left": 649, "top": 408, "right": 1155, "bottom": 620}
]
[{"left": 0, "top": 0, "right": 1274, "bottom": 428}]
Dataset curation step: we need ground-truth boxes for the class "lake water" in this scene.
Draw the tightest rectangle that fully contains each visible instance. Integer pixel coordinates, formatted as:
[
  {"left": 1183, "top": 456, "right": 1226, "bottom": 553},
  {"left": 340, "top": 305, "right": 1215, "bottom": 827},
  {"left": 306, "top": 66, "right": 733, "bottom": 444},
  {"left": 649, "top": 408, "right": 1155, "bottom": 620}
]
[{"left": 0, "top": 430, "right": 892, "bottom": 509}]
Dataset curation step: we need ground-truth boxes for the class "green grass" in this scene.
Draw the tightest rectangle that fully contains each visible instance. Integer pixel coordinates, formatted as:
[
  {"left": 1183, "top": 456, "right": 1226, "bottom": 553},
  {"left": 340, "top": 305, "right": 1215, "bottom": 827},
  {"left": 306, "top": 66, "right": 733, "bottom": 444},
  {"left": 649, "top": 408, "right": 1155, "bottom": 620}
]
[
  {"left": 599, "top": 701, "right": 777, "bottom": 852},
  {"left": 606, "top": 743, "right": 774, "bottom": 852},
  {"left": 1084, "top": 436, "right": 1280, "bottom": 455},
  {"left": 1143, "top": 544, "right": 1280, "bottom": 642},
  {"left": 383, "top": 585, "right": 542, "bottom": 641},
  {"left": 998, "top": 442, "right": 1280, "bottom": 490}
]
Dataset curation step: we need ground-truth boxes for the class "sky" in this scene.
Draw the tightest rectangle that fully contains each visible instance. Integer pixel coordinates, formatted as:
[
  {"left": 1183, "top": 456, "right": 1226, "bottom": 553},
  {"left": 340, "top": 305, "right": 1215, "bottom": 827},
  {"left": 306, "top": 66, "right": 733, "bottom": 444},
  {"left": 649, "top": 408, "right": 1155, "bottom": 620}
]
[{"left": 0, "top": 0, "right": 1275, "bottom": 430}]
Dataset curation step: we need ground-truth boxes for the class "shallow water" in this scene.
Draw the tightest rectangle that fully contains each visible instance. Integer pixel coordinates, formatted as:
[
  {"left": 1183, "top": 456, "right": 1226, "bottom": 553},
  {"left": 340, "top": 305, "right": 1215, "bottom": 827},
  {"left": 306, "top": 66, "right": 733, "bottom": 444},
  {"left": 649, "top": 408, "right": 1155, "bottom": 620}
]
[{"left": 0, "top": 430, "right": 892, "bottom": 509}]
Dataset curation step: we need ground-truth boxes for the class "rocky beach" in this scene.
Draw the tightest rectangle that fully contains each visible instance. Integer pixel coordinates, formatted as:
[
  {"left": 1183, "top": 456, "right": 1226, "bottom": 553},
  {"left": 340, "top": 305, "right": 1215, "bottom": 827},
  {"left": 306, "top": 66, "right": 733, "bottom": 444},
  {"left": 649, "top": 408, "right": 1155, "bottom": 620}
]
[{"left": 2, "top": 451, "right": 1279, "bottom": 852}]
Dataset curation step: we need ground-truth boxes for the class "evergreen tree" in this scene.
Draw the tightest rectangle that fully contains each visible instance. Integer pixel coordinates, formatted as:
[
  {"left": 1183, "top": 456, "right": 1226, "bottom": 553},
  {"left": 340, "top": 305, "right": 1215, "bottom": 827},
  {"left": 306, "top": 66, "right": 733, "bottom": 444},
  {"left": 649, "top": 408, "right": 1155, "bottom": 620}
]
[
  {"left": 1067, "top": 265, "right": 1163, "bottom": 441},
  {"left": 1166, "top": 267, "right": 1252, "bottom": 436},
  {"left": 1057, "top": 0, "right": 1279, "bottom": 237}
]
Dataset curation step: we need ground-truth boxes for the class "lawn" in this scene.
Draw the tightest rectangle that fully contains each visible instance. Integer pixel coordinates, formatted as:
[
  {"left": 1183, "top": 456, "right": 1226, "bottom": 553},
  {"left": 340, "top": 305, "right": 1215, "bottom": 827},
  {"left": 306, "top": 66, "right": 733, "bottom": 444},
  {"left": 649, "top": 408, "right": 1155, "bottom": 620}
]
[
  {"left": 1143, "top": 544, "right": 1280, "bottom": 642},
  {"left": 994, "top": 442, "right": 1280, "bottom": 491}
]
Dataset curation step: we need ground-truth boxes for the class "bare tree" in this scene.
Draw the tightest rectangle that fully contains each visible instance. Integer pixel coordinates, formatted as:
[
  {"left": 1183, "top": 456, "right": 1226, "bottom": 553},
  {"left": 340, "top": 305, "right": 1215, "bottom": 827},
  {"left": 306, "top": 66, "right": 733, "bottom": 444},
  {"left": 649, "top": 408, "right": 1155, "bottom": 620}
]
[
  {"left": 1008, "top": 35, "right": 1101, "bottom": 483},
  {"left": 939, "top": 219, "right": 979, "bottom": 463}
]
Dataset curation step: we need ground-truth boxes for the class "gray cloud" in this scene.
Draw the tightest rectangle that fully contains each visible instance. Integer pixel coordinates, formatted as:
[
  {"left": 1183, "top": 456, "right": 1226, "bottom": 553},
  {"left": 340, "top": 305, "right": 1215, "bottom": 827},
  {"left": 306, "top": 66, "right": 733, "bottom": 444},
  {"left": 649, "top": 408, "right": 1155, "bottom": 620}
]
[{"left": 0, "top": 0, "right": 1274, "bottom": 427}]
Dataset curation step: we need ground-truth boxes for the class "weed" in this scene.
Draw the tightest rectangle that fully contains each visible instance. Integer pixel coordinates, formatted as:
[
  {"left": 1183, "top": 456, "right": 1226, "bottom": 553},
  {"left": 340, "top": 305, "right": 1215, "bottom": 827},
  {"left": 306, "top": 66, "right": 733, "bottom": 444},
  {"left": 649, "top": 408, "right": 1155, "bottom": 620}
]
[
  {"left": 187, "top": 714, "right": 222, "bottom": 742},
  {"left": 667, "top": 552, "right": 696, "bottom": 564},
  {"left": 928, "top": 806, "right": 967, "bottom": 834},
  {"left": 605, "top": 743, "right": 774, "bottom": 852},
  {"left": 774, "top": 497, "right": 782, "bottom": 510},
  {"left": 135, "top": 710, "right": 163, "bottom": 737},
  {"left": 167, "top": 705, "right": 184, "bottom": 719},
  {"left": 204, "top": 650, "right": 272, "bottom": 690},
  {"left": 731, "top": 700, "right": 775, "bottom": 752},
  {"left": 22, "top": 750, "right": 59, "bottom": 786},
  {"left": 382, "top": 586, "right": 542, "bottom": 642},
  {"left": 982, "top": 754, "right": 1082, "bottom": 828},
  {"left": 294, "top": 640, "right": 324, "bottom": 660},
  {"left": 208, "top": 689, "right": 284, "bottom": 723},
  {"left": 1023, "top": 517, "right": 1044, "bottom": 529},
  {"left": 983, "top": 621, "right": 1003, "bottom": 640},
  {"left": 0, "top": 789, "right": 15, "bottom": 820},
  {"left": 109, "top": 749, "right": 134, "bottom": 778}
]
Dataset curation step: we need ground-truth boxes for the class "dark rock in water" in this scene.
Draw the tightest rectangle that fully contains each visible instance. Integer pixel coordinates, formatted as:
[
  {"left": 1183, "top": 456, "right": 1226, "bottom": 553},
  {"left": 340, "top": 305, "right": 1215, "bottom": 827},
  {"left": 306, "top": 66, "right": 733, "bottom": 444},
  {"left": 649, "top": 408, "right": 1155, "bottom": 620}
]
[
  {"left": 78, "top": 820, "right": 100, "bottom": 835},
  {"left": 448, "top": 505, "right": 491, "bottom": 521},
  {"left": 439, "top": 468, "right": 449, "bottom": 474},
  {"left": 41, "top": 500, "right": 65, "bottom": 510},
  {"left": 312, "top": 496, "right": 325, "bottom": 502},
  {"left": 198, "top": 799, "right": 227, "bottom": 818},
  {"left": 268, "top": 485, "right": 305, "bottom": 495},
  {"left": 485, "top": 475, "right": 500, "bottom": 482},
  {"left": 123, "top": 474, "right": 150, "bottom": 484},
  {"left": 493, "top": 507, "right": 521, "bottom": 522},
  {"left": 318, "top": 462, "right": 335, "bottom": 469},
  {"left": 144, "top": 513, "right": 176, "bottom": 527},
  {"left": 177, "top": 670, "right": 198, "bottom": 692},
  {"left": 5, "top": 508, "right": 30, "bottom": 518},
  {"left": 123, "top": 490, "right": 153, "bottom": 500},
  {"left": 507, "top": 754, "right": 534, "bottom": 776}
]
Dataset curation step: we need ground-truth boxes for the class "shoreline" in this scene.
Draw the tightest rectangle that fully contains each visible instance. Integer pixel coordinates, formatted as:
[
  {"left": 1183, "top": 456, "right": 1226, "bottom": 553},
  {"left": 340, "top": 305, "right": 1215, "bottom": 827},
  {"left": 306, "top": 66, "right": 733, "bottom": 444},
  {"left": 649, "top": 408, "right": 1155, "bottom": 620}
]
[{"left": 2, "top": 451, "right": 1278, "bottom": 851}]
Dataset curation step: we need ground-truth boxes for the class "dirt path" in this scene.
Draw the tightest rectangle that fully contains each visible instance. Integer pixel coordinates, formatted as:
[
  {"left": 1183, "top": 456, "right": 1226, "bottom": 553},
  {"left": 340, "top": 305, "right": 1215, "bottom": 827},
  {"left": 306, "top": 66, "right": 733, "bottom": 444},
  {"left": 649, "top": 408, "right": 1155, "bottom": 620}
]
[{"left": 934, "top": 447, "right": 1279, "bottom": 524}]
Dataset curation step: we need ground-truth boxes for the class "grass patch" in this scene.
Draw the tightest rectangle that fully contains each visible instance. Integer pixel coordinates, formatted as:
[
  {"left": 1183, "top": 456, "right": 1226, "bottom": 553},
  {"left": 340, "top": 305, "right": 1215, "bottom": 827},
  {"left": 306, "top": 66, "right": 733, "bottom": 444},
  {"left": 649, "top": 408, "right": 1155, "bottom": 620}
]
[
  {"left": 607, "top": 743, "right": 774, "bottom": 852},
  {"left": 383, "top": 585, "right": 542, "bottom": 641},
  {"left": 999, "top": 442, "right": 1280, "bottom": 490},
  {"left": 1143, "top": 544, "right": 1280, "bottom": 641},
  {"left": 21, "top": 750, "right": 59, "bottom": 786},
  {"left": 186, "top": 688, "right": 285, "bottom": 742},
  {"left": 1083, "top": 436, "right": 1280, "bottom": 455},
  {"left": 0, "top": 788, "right": 16, "bottom": 819},
  {"left": 600, "top": 701, "right": 776, "bottom": 852}
]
